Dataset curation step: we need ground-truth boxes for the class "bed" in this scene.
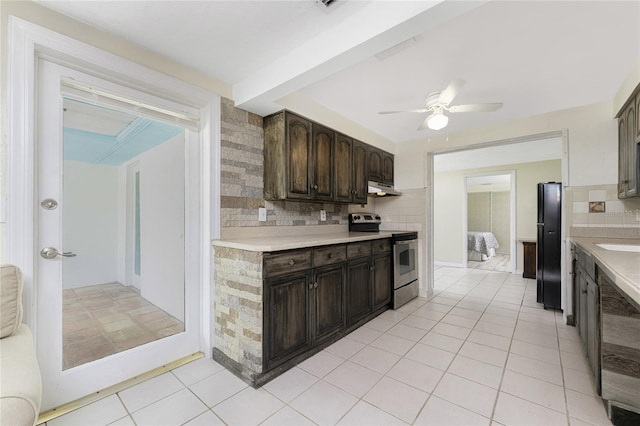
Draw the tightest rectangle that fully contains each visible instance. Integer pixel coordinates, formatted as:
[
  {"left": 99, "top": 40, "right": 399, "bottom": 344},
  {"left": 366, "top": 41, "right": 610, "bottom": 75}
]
[{"left": 468, "top": 231, "right": 500, "bottom": 262}]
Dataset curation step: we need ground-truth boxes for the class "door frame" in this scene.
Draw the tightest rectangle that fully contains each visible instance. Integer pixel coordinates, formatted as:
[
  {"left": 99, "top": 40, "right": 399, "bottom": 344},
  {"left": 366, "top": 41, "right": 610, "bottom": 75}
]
[
  {"left": 426, "top": 130, "right": 569, "bottom": 308},
  {"left": 6, "top": 16, "right": 220, "bottom": 360},
  {"left": 462, "top": 170, "right": 517, "bottom": 273}
]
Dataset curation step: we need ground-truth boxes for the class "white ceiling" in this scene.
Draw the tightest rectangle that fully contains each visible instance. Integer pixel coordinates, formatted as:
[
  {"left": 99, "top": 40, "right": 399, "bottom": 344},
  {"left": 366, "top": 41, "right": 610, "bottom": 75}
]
[{"left": 36, "top": 0, "right": 640, "bottom": 145}]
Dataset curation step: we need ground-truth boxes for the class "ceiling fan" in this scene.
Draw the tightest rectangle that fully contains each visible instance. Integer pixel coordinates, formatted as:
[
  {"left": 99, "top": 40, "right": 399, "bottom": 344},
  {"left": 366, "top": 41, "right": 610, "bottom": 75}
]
[{"left": 379, "top": 79, "right": 503, "bottom": 131}]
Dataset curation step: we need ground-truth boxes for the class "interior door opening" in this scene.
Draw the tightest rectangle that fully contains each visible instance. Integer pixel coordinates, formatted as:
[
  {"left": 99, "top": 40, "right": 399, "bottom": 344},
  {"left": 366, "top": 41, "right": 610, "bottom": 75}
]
[
  {"left": 431, "top": 135, "right": 564, "bottom": 290},
  {"left": 465, "top": 173, "right": 515, "bottom": 273}
]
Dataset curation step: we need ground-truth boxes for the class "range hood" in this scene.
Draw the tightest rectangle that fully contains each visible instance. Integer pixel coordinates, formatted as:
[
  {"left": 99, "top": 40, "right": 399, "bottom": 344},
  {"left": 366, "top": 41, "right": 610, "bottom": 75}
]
[{"left": 368, "top": 181, "right": 401, "bottom": 197}]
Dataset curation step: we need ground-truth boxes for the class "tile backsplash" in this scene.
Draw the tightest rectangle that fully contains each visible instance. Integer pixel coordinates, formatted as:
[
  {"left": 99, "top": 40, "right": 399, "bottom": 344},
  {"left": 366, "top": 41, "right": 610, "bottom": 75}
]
[
  {"left": 219, "top": 98, "right": 349, "bottom": 232},
  {"left": 566, "top": 184, "right": 640, "bottom": 228}
]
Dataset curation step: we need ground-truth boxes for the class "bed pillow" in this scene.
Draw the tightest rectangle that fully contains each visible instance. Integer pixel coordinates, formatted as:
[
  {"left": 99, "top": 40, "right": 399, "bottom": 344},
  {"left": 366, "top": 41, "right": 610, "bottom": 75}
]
[{"left": 0, "top": 264, "right": 23, "bottom": 339}]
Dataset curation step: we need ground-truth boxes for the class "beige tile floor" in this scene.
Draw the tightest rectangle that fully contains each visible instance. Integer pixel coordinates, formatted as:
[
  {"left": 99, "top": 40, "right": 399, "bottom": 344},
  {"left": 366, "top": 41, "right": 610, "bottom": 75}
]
[
  {"left": 48, "top": 267, "right": 611, "bottom": 425},
  {"left": 63, "top": 283, "right": 184, "bottom": 370},
  {"left": 467, "top": 253, "right": 511, "bottom": 272}
]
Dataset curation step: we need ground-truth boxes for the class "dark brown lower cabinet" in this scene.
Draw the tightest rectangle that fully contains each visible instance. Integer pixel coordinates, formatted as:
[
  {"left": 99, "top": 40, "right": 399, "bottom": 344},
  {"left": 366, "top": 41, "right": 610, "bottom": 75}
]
[
  {"left": 372, "top": 253, "right": 391, "bottom": 311},
  {"left": 346, "top": 258, "right": 372, "bottom": 326},
  {"left": 600, "top": 271, "right": 640, "bottom": 416},
  {"left": 263, "top": 240, "right": 391, "bottom": 375},
  {"left": 265, "top": 272, "right": 311, "bottom": 369},
  {"left": 522, "top": 241, "right": 536, "bottom": 279},
  {"left": 313, "top": 264, "right": 346, "bottom": 345}
]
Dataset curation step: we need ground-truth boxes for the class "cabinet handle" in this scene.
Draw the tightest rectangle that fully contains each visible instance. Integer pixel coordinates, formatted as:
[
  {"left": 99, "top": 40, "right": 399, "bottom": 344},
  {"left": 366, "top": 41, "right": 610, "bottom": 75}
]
[
  {"left": 314, "top": 282, "right": 318, "bottom": 289},
  {"left": 312, "top": 184, "right": 318, "bottom": 190},
  {"left": 289, "top": 260, "right": 295, "bottom": 266},
  {"left": 327, "top": 253, "right": 332, "bottom": 258},
  {"left": 582, "top": 289, "right": 588, "bottom": 294},
  {"left": 309, "top": 283, "right": 314, "bottom": 290}
]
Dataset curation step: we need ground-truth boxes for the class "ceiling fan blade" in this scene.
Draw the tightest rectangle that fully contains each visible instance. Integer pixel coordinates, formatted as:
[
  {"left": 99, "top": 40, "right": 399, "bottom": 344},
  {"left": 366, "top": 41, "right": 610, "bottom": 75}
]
[
  {"left": 417, "top": 116, "right": 430, "bottom": 130},
  {"left": 449, "top": 102, "right": 503, "bottom": 113},
  {"left": 378, "top": 109, "right": 428, "bottom": 115},
  {"left": 438, "top": 79, "right": 465, "bottom": 105}
]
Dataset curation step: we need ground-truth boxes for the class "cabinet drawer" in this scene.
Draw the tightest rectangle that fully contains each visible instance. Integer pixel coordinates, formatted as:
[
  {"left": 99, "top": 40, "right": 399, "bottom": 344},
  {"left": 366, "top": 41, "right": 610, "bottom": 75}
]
[
  {"left": 264, "top": 250, "right": 312, "bottom": 277},
  {"left": 372, "top": 238, "right": 391, "bottom": 254},
  {"left": 347, "top": 241, "right": 371, "bottom": 259},
  {"left": 313, "top": 245, "right": 347, "bottom": 267}
]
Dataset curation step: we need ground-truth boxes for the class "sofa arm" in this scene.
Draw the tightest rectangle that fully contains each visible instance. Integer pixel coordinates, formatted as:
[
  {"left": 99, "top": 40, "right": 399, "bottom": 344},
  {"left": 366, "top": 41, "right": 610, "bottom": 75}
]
[{"left": 0, "top": 324, "right": 42, "bottom": 426}]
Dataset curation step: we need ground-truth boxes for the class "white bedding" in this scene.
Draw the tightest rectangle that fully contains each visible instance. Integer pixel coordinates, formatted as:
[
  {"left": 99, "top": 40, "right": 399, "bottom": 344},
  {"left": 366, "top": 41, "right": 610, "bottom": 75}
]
[{"left": 468, "top": 231, "right": 500, "bottom": 257}]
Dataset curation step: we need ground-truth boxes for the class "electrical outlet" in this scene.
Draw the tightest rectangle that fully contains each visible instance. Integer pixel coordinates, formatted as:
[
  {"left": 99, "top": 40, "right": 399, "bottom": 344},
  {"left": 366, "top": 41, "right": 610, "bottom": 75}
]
[
  {"left": 258, "top": 208, "right": 267, "bottom": 222},
  {"left": 320, "top": 210, "right": 327, "bottom": 221}
]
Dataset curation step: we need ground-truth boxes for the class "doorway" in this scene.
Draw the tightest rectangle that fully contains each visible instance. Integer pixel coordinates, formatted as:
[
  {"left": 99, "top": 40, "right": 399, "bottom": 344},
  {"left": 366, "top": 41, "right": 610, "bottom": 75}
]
[
  {"left": 430, "top": 134, "right": 565, "bottom": 288},
  {"left": 35, "top": 59, "right": 202, "bottom": 409},
  {"left": 464, "top": 172, "right": 515, "bottom": 273}
]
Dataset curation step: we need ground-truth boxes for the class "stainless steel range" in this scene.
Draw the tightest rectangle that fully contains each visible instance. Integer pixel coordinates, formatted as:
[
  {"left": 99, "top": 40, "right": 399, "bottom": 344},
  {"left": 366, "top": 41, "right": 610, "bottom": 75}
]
[{"left": 348, "top": 213, "right": 419, "bottom": 309}]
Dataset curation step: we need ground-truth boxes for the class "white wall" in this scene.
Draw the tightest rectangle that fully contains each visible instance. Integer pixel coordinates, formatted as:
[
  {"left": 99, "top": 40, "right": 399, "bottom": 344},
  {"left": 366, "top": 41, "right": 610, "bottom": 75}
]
[
  {"left": 397, "top": 100, "right": 616, "bottom": 189},
  {"left": 62, "top": 161, "right": 119, "bottom": 288},
  {"left": 137, "top": 133, "right": 186, "bottom": 320},
  {"left": 434, "top": 160, "right": 562, "bottom": 270}
]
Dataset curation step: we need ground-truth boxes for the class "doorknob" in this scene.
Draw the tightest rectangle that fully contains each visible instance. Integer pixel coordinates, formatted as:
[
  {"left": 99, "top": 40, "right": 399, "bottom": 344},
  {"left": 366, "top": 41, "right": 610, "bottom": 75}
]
[{"left": 40, "top": 247, "right": 77, "bottom": 259}]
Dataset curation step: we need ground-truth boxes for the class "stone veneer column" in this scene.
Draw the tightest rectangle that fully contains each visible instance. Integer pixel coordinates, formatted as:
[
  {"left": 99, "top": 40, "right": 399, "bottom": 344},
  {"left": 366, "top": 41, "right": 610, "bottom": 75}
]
[{"left": 214, "top": 246, "right": 263, "bottom": 373}]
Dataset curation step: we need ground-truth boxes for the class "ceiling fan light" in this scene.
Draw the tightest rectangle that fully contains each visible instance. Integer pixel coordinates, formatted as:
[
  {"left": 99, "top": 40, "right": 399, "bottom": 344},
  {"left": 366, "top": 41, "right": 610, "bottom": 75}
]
[{"left": 427, "top": 112, "right": 448, "bottom": 130}]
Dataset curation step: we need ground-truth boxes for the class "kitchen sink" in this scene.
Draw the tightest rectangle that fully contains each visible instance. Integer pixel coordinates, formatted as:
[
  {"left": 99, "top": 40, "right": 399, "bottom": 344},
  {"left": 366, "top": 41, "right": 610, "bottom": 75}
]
[{"left": 595, "top": 243, "right": 640, "bottom": 253}]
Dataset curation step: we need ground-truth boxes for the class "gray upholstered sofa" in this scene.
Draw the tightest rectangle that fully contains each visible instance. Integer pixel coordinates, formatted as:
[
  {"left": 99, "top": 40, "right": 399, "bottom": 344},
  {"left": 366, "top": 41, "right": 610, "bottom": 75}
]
[{"left": 0, "top": 264, "right": 42, "bottom": 426}]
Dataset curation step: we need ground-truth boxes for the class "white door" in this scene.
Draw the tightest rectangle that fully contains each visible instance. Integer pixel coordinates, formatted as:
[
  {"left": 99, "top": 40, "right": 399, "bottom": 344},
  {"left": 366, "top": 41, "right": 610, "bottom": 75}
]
[{"left": 36, "top": 59, "right": 202, "bottom": 410}]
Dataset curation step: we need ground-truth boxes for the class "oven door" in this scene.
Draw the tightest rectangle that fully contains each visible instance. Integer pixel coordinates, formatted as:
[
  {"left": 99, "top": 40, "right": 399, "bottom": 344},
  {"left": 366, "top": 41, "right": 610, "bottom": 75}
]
[{"left": 393, "top": 239, "right": 418, "bottom": 289}]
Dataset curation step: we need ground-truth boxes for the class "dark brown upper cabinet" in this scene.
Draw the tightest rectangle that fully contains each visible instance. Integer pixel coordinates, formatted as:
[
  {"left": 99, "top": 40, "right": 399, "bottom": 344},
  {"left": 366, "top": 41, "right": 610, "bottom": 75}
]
[
  {"left": 617, "top": 88, "right": 639, "bottom": 199},
  {"left": 312, "top": 123, "right": 335, "bottom": 202},
  {"left": 335, "top": 134, "right": 368, "bottom": 204},
  {"left": 264, "top": 110, "right": 393, "bottom": 203},
  {"left": 368, "top": 147, "right": 383, "bottom": 183},
  {"left": 264, "top": 111, "right": 333, "bottom": 201},
  {"left": 382, "top": 151, "right": 394, "bottom": 185}
]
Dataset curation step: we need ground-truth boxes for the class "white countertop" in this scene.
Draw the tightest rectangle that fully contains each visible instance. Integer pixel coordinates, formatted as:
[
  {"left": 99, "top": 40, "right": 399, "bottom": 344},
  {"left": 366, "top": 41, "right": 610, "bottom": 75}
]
[
  {"left": 212, "top": 231, "right": 394, "bottom": 252},
  {"left": 570, "top": 237, "right": 640, "bottom": 306}
]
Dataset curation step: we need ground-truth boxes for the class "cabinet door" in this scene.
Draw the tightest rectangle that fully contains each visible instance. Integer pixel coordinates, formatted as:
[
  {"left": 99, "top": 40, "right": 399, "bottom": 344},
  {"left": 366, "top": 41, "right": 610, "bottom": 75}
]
[
  {"left": 353, "top": 141, "right": 368, "bottom": 204},
  {"left": 523, "top": 242, "right": 536, "bottom": 279},
  {"left": 286, "top": 114, "right": 313, "bottom": 200},
  {"left": 368, "top": 148, "right": 383, "bottom": 182},
  {"left": 618, "top": 116, "right": 628, "bottom": 198},
  {"left": 312, "top": 124, "right": 334, "bottom": 201},
  {"left": 382, "top": 152, "right": 394, "bottom": 185},
  {"left": 335, "top": 133, "right": 353, "bottom": 203},
  {"left": 578, "top": 269, "right": 588, "bottom": 351},
  {"left": 265, "top": 273, "right": 311, "bottom": 368},
  {"left": 636, "top": 92, "right": 640, "bottom": 141},
  {"left": 371, "top": 253, "right": 391, "bottom": 310},
  {"left": 625, "top": 103, "right": 637, "bottom": 197},
  {"left": 347, "top": 258, "right": 372, "bottom": 325},
  {"left": 313, "top": 264, "right": 346, "bottom": 344},
  {"left": 586, "top": 279, "right": 599, "bottom": 377}
]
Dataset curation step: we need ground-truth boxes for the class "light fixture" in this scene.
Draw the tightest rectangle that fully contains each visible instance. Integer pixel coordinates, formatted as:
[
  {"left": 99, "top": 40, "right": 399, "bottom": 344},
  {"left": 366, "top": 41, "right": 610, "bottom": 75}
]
[{"left": 426, "top": 111, "right": 448, "bottom": 130}]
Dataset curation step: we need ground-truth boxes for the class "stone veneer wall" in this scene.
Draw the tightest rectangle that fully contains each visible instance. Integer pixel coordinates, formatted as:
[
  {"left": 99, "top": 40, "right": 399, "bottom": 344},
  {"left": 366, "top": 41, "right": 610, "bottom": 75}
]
[
  {"left": 565, "top": 184, "right": 640, "bottom": 229},
  {"left": 213, "top": 246, "right": 264, "bottom": 373},
  {"left": 220, "top": 97, "right": 348, "bottom": 228}
]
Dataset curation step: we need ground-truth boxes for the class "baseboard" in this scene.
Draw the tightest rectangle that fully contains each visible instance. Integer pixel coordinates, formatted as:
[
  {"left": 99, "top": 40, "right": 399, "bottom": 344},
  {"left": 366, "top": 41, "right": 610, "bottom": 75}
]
[{"left": 434, "top": 261, "right": 465, "bottom": 268}]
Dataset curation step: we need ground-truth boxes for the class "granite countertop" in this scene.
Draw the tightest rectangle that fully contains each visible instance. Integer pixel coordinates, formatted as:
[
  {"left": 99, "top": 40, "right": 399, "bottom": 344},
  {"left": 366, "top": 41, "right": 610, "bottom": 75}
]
[
  {"left": 212, "top": 231, "right": 394, "bottom": 252},
  {"left": 570, "top": 237, "right": 640, "bottom": 305}
]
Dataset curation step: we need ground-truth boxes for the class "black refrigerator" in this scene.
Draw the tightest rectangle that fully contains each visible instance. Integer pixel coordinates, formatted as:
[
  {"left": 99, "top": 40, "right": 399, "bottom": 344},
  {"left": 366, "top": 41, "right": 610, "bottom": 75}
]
[{"left": 536, "top": 182, "right": 562, "bottom": 310}]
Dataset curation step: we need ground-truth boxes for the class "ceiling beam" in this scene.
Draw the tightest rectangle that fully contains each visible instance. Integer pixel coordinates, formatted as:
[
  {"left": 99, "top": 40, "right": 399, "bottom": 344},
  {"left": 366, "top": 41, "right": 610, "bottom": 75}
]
[{"left": 233, "top": 0, "right": 488, "bottom": 116}]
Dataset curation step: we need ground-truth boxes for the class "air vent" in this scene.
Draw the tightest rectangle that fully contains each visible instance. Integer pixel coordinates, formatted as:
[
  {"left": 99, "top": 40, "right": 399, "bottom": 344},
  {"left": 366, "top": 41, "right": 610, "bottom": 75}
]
[{"left": 375, "top": 36, "right": 422, "bottom": 60}]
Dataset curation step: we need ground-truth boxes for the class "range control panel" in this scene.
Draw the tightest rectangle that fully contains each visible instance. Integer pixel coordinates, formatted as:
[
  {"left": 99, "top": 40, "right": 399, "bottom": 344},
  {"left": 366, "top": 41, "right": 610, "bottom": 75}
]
[{"left": 348, "top": 213, "right": 381, "bottom": 224}]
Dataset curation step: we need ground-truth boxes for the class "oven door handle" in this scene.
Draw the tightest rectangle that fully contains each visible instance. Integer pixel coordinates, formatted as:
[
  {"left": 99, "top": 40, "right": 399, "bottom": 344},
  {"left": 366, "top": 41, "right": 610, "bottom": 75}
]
[{"left": 395, "top": 240, "right": 413, "bottom": 245}]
